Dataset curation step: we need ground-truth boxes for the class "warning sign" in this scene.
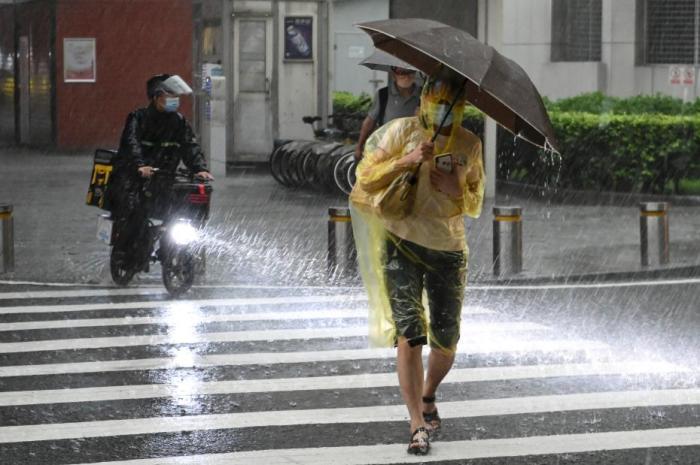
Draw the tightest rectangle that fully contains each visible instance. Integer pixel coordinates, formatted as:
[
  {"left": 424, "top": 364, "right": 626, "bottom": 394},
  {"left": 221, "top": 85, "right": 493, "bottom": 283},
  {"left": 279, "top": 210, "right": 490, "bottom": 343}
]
[
  {"left": 683, "top": 67, "right": 695, "bottom": 85},
  {"left": 669, "top": 65, "right": 696, "bottom": 86},
  {"left": 669, "top": 65, "right": 682, "bottom": 85}
]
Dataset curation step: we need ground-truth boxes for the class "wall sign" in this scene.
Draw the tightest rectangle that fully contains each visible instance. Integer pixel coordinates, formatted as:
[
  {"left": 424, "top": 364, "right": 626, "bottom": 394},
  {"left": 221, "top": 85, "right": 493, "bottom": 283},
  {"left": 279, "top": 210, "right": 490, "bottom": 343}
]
[
  {"left": 284, "top": 16, "right": 312, "bottom": 60},
  {"left": 64, "top": 38, "right": 96, "bottom": 82}
]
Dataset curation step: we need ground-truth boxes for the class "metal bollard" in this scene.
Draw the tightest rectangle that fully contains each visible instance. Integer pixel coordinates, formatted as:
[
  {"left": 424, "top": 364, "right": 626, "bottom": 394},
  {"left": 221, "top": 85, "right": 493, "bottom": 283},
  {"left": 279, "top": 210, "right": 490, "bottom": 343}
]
[
  {"left": 639, "top": 202, "right": 669, "bottom": 266},
  {"left": 0, "top": 204, "right": 14, "bottom": 273},
  {"left": 327, "top": 206, "right": 356, "bottom": 278},
  {"left": 493, "top": 206, "right": 522, "bottom": 276}
]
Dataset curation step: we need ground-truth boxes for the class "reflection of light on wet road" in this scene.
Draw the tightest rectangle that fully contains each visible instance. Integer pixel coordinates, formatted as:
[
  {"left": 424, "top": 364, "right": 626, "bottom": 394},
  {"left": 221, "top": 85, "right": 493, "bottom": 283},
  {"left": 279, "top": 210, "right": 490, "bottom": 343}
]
[
  {"left": 165, "top": 302, "right": 203, "bottom": 342},
  {"left": 168, "top": 376, "right": 203, "bottom": 408},
  {"left": 163, "top": 303, "right": 206, "bottom": 408},
  {"left": 170, "top": 347, "right": 195, "bottom": 367}
]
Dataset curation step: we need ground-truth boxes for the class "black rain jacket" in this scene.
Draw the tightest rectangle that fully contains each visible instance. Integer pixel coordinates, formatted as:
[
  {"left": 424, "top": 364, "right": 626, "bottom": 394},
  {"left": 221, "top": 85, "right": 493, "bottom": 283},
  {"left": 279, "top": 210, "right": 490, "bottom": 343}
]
[
  {"left": 110, "top": 104, "right": 208, "bottom": 216},
  {"left": 114, "top": 104, "right": 208, "bottom": 177}
]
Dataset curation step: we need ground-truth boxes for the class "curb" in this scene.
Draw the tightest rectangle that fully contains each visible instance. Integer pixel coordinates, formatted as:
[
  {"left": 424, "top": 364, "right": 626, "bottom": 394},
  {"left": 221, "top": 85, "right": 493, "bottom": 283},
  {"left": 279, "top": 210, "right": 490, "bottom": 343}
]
[
  {"left": 475, "top": 264, "right": 700, "bottom": 286},
  {"left": 497, "top": 181, "right": 700, "bottom": 207}
]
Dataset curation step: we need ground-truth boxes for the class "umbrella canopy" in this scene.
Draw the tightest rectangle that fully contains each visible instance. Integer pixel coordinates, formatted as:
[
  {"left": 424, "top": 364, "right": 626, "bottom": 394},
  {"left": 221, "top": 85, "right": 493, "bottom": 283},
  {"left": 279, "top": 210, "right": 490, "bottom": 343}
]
[
  {"left": 356, "top": 18, "right": 559, "bottom": 152},
  {"left": 358, "top": 49, "right": 418, "bottom": 72}
]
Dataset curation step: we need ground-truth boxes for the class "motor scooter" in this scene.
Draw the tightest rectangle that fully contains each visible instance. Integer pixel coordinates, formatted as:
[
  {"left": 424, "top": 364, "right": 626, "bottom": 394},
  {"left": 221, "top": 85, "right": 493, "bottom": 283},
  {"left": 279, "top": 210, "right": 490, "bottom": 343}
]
[{"left": 109, "top": 168, "right": 212, "bottom": 297}]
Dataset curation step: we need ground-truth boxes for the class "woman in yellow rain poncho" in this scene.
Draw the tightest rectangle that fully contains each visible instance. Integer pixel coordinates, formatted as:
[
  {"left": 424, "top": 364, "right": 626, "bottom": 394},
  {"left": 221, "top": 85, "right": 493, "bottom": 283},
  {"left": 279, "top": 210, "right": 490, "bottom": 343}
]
[{"left": 349, "top": 68, "right": 484, "bottom": 456}]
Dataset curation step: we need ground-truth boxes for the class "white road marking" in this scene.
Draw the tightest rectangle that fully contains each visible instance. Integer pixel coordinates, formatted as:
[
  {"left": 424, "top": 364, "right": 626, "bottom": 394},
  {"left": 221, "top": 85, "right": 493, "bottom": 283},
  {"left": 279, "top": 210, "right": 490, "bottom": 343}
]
[
  {"left": 0, "top": 294, "right": 368, "bottom": 315},
  {"left": 0, "top": 322, "right": 546, "bottom": 353},
  {"left": 0, "top": 287, "right": 166, "bottom": 300},
  {"left": 0, "top": 305, "right": 495, "bottom": 332},
  {"left": 0, "top": 338, "right": 610, "bottom": 377},
  {"left": 1, "top": 388, "right": 698, "bottom": 443},
  {"left": 1, "top": 276, "right": 698, "bottom": 294},
  {"left": 0, "top": 361, "right": 686, "bottom": 407},
  {"left": 68, "top": 426, "right": 700, "bottom": 465},
  {"left": 468, "top": 277, "right": 700, "bottom": 291}
]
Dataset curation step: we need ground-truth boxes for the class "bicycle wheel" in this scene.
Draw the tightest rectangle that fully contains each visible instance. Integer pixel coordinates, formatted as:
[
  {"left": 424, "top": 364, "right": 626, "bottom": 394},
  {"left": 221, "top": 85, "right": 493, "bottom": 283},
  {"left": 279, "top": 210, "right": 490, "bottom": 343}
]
[{"left": 333, "top": 151, "right": 355, "bottom": 195}]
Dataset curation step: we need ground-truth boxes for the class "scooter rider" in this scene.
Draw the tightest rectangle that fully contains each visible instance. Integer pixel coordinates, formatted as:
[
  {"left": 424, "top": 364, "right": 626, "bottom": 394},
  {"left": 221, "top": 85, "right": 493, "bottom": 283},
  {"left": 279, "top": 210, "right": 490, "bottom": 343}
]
[{"left": 110, "top": 74, "right": 214, "bottom": 263}]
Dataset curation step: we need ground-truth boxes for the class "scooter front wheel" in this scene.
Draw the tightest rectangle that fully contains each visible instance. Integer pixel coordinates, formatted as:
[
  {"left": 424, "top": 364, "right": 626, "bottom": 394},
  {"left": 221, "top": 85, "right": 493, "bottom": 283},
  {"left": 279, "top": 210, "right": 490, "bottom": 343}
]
[
  {"left": 110, "top": 248, "right": 135, "bottom": 287},
  {"left": 162, "top": 250, "right": 195, "bottom": 297}
]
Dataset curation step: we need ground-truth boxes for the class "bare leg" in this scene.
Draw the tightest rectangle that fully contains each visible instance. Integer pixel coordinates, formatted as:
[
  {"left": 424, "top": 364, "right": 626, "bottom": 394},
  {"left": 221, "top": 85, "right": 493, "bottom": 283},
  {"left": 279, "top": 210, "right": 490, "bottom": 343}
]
[
  {"left": 396, "top": 337, "right": 426, "bottom": 432},
  {"left": 423, "top": 347, "right": 455, "bottom": 414}
]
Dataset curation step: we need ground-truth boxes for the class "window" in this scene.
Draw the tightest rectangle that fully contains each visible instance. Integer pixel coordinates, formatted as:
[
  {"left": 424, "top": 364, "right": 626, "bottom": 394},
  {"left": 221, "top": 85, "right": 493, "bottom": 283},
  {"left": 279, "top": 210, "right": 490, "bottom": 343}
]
[
  {"left": 638, "top": 0, "right": 698, "bottom": 64},
  {"left": 551, "top": 0, "right": 602, "bottom": 62},
  {"left": 201, "top": 23, "right": 221, "bottom": 58},
  {"left": 238, "top": 20, "right": 266, "bottom": 92}
]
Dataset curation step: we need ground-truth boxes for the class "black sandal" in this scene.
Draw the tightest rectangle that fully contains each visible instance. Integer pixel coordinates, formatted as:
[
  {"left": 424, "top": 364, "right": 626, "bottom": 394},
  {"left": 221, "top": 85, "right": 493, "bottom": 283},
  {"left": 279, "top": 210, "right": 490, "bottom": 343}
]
[
  {"left": 422, "top": 395, "right": 442, "bottom": 433},
  {"left": 407, "top": 426, "right": 430, "bottom": 455}
]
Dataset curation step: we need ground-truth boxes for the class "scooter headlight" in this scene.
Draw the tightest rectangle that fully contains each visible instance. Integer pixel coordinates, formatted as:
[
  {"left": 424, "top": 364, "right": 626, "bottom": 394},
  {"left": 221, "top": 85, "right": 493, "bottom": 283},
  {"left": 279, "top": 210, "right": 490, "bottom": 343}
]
[{"left": 170, "top": 222, "right": 198, "bottom": 246}]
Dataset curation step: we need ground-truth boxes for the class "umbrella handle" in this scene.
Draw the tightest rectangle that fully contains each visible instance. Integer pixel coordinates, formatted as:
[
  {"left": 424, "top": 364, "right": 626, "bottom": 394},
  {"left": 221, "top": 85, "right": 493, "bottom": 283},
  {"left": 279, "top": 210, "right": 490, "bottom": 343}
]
[{"left": 430, "top": 78, "right": 469, "bottom": 143}]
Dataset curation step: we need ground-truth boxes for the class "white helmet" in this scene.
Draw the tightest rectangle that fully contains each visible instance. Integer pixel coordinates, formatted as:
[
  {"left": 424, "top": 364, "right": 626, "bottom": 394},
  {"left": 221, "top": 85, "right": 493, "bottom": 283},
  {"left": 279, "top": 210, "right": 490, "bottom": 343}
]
[
  {"left": 161, "top": 75, "right": 193, "bottom": 96},
  {"left": 147, "top": 74, "right": 193, "bottom": 98}
]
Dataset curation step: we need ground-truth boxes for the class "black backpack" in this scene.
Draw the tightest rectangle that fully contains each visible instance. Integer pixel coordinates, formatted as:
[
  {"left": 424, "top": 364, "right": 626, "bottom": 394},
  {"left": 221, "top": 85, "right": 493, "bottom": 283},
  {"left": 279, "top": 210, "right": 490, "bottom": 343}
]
[{"left": 376, "top": 86, "right": 389, "bottom": 127}]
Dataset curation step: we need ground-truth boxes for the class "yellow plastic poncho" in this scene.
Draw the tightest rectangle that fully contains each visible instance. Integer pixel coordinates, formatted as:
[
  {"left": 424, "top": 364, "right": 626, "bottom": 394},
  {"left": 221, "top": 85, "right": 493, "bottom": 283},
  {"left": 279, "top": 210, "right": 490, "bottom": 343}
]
[{"left": 349, "top": 88, "right": 485, "bottom": 350}]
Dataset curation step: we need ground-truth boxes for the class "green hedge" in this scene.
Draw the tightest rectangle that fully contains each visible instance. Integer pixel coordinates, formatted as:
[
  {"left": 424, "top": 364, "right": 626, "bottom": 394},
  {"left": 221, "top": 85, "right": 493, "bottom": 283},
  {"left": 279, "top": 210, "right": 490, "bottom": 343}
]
[
  {"left": 545, "top": 91, "right": 700, "bottom": 115},
  {"left": 335, "top": 91, "right": 700, "bottom": 194},
  {"left": 500, "top": 113, "right": 700, "bottom": 194}
]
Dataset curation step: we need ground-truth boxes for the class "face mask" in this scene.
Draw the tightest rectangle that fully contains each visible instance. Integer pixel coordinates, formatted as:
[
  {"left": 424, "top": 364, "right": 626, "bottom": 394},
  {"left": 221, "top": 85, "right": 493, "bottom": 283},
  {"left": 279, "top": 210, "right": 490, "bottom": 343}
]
[
  {"left": 164, "top": 97, "right": 180, "bottom": 113},
  {"left": 433, "top": 103, "right": 453, "bottom": 127}
]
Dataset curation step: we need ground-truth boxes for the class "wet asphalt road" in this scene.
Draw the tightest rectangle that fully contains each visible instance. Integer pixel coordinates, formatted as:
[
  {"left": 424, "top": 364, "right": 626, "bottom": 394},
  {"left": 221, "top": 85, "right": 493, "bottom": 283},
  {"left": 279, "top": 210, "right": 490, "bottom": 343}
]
[
  {"left": 0, "top": 150, "right": 698, "bottom": 462},
  {"left": 0, "top": 278, "right": 698, "bottom": 464}
]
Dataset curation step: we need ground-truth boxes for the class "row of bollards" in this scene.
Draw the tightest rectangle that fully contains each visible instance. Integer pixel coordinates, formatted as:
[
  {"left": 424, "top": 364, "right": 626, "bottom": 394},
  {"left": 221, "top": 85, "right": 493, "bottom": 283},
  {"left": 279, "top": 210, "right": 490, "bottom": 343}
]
[
  {"left": 0, "top": 204, "right": 14, "bottom": 273},
  {"left": 493, "top": 202, "right": 671, "bottom": 276},
  {"left": 327, "top": 202, "right": 671, "bottom": 279}
]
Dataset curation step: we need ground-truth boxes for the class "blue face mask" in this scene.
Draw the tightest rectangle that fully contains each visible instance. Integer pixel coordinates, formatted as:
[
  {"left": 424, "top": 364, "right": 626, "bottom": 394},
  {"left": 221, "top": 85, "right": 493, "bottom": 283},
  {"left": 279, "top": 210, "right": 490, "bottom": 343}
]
[
  {"left": 434, "top": 104, "right": 453, "bottom": 127},
  {"left": 164, "top": 97, "right": 180, "bottom": 113}
]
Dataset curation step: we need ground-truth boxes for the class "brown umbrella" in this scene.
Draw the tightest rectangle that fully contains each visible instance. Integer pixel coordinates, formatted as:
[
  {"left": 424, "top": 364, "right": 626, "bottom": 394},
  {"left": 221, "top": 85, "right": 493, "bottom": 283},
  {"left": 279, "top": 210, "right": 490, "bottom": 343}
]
[
  {"left": 358, "top": 49, "right": 418, "bottom": 72},
  {"left": 356, "top": 18, "right": 559, "bottom": 152}
]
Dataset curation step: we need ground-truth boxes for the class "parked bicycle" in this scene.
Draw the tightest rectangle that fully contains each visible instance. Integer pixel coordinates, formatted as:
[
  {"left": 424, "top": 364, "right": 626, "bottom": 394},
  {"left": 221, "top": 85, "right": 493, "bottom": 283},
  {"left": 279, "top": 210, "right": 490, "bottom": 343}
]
[{"left": 269, "top": 112, "right": 363, "bottom": 195}]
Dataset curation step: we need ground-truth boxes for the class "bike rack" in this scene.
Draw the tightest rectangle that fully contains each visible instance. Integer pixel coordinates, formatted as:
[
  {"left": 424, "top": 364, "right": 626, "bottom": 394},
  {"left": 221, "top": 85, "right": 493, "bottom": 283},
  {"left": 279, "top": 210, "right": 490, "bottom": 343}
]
[
  {"left": 269, "top": 113, "right": 363, "bottom": 196},
  {"left": 269, "top": 140, "right": 356, "bottom": 195}
]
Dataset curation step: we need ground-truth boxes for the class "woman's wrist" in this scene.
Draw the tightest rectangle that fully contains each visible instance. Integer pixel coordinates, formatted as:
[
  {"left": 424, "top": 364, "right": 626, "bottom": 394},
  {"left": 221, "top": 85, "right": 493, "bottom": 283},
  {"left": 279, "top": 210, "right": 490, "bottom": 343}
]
[{"left": 396, "top": 152, "right": 420, "bottom": 169}]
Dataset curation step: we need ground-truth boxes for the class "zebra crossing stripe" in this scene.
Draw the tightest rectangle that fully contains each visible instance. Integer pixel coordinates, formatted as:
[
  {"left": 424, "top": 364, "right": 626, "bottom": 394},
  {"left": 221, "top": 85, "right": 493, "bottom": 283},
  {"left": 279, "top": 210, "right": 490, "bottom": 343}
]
[
  {"left": 0, "top": 294, "right": 369, "bottom": 315},
  {"left": 1, "top": 388, "right": 698, "bottom": 443},
  {"left": 0, "top": 322, "right": 547, "bottom": 354},
  {"left": 0, "top": 361, "right": 685, "bottom": 407},
  {"left": 0, "top": 305, "right": 495, "bottom": 332},
  {"left": 0, "top": 287, "right": 166, "bottom": 300},
  {"left": 0, "top": 338, "right": 610, "bottom": 377},
  {"left": 67, "top": 426, "right": 700, "bottom": 465}
]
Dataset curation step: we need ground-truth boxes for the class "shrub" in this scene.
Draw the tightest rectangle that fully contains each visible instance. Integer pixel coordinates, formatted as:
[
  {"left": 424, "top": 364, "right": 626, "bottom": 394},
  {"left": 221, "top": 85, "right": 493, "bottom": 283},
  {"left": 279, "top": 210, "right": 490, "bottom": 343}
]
[
  {"left": 332, "top": 91, "right": 372, "bottom": 114},
  {"left": 499, "top": 112, "right": 700, "bottom": 194},
  {"left": 546, "top": 91, "right": 697, "bottom": 115}
]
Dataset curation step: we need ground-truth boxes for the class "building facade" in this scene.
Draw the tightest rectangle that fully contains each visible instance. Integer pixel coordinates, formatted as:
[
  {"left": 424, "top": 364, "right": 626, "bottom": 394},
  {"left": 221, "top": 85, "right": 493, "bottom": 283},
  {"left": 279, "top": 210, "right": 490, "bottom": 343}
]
[
  {"left": 500, "top": 0, "right": 700, "bottom": 101},
  {"left": 0, "top": 0, "right": 194, "bottom": 149},
  {"left": 2, "top": 0, "right": 699, "bottom": 166}
]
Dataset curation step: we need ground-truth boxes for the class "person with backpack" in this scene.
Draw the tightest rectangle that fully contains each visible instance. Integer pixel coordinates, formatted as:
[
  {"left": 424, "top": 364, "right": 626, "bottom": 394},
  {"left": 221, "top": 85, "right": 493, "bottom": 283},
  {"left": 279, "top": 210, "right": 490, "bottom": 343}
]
[{"left": 354, "top": 66, "right": 421, "bottom": 161}]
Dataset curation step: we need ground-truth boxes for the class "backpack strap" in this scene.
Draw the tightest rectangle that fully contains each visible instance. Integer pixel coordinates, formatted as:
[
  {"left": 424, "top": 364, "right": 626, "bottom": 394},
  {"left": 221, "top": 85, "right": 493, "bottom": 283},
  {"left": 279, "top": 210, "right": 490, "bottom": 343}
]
[{"left": 376, "top": 86, "right": 389, "bottom": 127}]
